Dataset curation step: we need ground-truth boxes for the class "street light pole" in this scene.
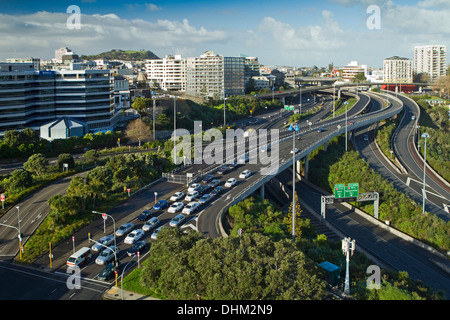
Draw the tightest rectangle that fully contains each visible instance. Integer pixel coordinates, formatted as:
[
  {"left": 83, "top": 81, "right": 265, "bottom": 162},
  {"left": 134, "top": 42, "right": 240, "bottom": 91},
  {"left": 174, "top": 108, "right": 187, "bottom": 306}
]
[
  {"left": 421, "top": 133, "right": 430, "bottom": 214},
  {"left": 344, "top": 101, "right": 349, "bottom": 152},
  {"left": 173, "top": 95, "right": 177, "bottom": 161},
  {"left": 223, "top": 90, "right": 226, "bottom": 127},
  {"left": 152, "top": 98, "right": 156, "bottom": 140},
  {"left": 288, "top": 123, "right": 299, "bottom": 242}
]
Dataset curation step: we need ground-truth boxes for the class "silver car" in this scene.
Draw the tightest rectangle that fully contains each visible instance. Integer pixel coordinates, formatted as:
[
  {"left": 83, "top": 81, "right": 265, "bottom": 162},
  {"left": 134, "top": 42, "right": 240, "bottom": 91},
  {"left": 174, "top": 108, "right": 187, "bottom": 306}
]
[
  {"left": 115, "top": 222, "right": 134, "bottom": 237},
  {"left": 142, "top": 217, "right": 159, "bottom": 232},
  {"left": 91, "top": 235, "right": 115, "bottom": 252},
  {"left": 95, "top": 245, "right": 119, "bottom": 265}
]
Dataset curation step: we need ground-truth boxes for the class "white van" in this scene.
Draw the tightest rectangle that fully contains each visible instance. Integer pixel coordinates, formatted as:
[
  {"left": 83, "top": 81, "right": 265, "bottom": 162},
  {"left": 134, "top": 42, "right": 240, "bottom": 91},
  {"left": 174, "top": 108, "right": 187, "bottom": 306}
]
[{"left": 67, "top": 247, "right": 92, "bottom": 268}]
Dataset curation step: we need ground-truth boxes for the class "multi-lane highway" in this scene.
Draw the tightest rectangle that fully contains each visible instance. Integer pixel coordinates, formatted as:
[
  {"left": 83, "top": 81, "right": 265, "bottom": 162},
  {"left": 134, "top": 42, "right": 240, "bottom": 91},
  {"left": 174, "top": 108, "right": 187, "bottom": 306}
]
[
  {"left": 352, "top": 92, "right": 449, "bottom": 222},
  {"left": 2, "top": 86, "right": 449, "bottom": 299}
]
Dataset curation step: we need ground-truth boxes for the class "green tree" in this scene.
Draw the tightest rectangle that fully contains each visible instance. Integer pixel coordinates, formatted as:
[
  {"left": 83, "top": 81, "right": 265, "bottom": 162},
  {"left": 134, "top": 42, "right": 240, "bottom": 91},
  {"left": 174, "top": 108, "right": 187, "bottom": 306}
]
[
  {"left": 67, "top": 176, "right": 92, "bottom": 211},
  {"left": 23, "top": 153, "right": 48, "bottom": 177},
  {"left": 140, "top": 229, "right": 326, "bottom": 300},
  {"left": 7, "top": 169, "right": 33, "bottom": 192},
  {"left": 131, "top": 97, "right": 151, "bottom": 118},
  {"left": 86, "top": 166, "right": 113, "bottom": 207},
  {"left": 83, "top": 149, "right": 100, "bottom": 164},
  {"left": 57, "top": 153, "right": 75, "bottom": 170}
]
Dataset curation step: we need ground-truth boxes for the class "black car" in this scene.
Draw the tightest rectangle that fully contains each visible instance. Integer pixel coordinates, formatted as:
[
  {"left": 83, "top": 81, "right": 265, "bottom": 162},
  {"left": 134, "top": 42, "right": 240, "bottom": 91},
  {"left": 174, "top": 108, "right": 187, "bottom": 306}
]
[
  {"left": 137, "top": 210, "right": 154, "bottom": 221},
  {"left": 217, "top": 165, "right": 229, "bottom": 175},
  {"left": 197, "top": 185, "right": 209, "bottom": 195},
  {"left": 202, "top": 174, "right": 214, "bottom": 183},
  {"left": 127, "top": 240, "right": 150, "bottom": 257},
  {"left": 210, "top": 186, "right": 224, "bottom": 197},
  {"left": 97, "top": 262, "right": 120, "bottom": 281}
]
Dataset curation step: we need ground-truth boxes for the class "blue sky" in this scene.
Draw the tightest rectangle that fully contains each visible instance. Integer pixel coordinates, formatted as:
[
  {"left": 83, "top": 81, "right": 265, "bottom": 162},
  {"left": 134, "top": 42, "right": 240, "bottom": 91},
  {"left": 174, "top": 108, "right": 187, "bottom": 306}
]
[{"left": 1, "top": 0, "right": 449, "bottom": 68}]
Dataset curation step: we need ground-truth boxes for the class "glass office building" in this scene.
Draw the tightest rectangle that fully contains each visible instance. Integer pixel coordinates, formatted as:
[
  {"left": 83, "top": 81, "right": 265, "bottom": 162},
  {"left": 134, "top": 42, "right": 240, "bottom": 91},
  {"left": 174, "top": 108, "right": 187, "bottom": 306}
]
[{"left": 0, "top": 63, "right": 114, "bottom": 134}]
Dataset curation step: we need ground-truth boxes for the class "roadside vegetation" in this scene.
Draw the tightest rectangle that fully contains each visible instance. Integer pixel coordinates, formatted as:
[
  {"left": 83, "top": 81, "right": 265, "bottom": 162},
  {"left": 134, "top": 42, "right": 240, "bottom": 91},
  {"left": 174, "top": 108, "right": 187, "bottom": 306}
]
[
  {"left": 308, "top": 135, "right": 450, "bottom": 253},
  {"left": 123, "top": 195, "right": 443, "bottom": 300},
  {"left": 409, "top": 94, "right": 450, "bottom": 182},
  {"left": 17, "top": 150, "right": 173, "bottom": 263}
]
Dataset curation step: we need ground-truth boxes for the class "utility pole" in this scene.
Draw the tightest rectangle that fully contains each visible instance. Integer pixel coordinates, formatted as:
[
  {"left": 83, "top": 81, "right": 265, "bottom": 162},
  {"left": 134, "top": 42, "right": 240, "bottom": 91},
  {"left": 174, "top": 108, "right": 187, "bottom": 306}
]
[
  {"left": 342, "top": 237, "right": 355, "bottom": 296},
  {"left": 152, "top": 98, "right": 156, "bottom": 140},
  {"left": 421, "top": 133, "right": 430, "bottom": 214},
  {"left": 289, "top": 123, "right": 300, "bottom": 242}
]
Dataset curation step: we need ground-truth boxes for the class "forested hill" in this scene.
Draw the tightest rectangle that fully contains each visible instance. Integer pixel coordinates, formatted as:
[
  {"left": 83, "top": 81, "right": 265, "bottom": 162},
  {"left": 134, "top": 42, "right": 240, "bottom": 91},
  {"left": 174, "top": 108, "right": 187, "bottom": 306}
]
[{"left": 80, "top": 49, "right": 160, "bottom": 61}]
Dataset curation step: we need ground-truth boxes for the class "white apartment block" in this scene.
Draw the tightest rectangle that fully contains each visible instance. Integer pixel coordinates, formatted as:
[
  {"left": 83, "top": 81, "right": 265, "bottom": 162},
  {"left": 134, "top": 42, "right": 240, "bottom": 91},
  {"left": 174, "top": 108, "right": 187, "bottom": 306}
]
[
  {"left": 383, "top": 56, "right": 413, "bottom": 83},
  {"left": 186, "top": 51, "right": 224, "bottom": 99},
  {"left": 145, "top": 55, "right": 186, "bottom": 92},
  {"left": 414, "top": 45, "right": 447, "bottom": 82},
  {"left": 251, "top": 76, "right": 271, "bottom": 90},
  {"left": 341, "top": 61, "right": 368, "bottom": 82}
]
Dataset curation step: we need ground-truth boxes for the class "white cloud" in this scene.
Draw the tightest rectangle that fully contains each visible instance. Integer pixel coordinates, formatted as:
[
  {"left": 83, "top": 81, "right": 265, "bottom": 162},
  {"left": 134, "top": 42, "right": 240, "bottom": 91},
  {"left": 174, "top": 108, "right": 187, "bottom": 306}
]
[
  {"left": 144, "top": 3, "right": 162, "bottom": 12},
  {"left": 0, "top": 11, "right": 228, "bottom": 60}
]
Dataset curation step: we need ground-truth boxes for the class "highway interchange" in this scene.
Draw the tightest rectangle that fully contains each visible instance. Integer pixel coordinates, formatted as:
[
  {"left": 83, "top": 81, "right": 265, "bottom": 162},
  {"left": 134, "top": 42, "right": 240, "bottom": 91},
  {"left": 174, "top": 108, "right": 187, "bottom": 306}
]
[{"left": 0, "top": 87, "right": 449, "bottom": 299}]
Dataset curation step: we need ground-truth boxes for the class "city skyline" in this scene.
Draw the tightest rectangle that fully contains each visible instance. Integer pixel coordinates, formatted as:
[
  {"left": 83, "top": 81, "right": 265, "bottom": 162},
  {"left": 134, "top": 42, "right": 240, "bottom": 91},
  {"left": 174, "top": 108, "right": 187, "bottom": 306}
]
[{"left": 1, "top": 0, "right": 449, "bottom": 68}]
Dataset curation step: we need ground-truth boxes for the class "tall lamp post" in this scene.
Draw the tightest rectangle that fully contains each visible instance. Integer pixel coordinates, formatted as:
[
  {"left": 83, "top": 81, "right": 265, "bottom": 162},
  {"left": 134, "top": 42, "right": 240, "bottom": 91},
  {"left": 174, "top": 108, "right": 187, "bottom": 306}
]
[
  {"left": 421, "top": 133, "right": 430, "bottom": 214},
  {"left": 223, "top": 90, "right": 227, "bottom": 127},
  {"left": 298, "top": 84, "right": 303, "bottom": 115},
  {"left": 344, "top": 101, "right": 349, "bottom": 152},
  {"left": 288, "top": 123, "right": 300, "bottom": 242}
]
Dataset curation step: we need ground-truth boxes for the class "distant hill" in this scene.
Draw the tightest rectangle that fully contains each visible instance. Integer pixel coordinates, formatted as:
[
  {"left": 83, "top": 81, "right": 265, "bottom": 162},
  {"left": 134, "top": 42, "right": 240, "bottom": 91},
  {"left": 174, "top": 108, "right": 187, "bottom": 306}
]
[{"left": 80, "top": 49, "right": 160, "bottom": 61}]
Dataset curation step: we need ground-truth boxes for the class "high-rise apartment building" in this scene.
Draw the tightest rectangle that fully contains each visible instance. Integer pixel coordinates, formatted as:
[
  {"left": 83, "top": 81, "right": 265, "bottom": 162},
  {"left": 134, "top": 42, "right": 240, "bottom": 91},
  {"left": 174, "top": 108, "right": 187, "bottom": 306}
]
[
  {"left": 414, "top": 45, "right": 447, "bottom": 82},
  {"left": 0, "top": 63, "right": 114, "bottom": 134},
  {"left": 186, "top": 51, "right": 224, "bottom": 99},
  {"left": 145, "top": 51, "right": 245, "bottom": 99},
  {"left": 145, "top": 55, "right": 186, "bottom": 92},
  {"left": 383, "top": 56, "right": 413, "bottom": 83}
]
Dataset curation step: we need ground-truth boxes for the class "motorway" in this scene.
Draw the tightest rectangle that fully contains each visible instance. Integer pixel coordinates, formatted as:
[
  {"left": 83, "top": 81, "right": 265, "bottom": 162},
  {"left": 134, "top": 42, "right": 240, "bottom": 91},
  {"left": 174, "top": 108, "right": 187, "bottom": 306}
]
[
  {"left": 1, "top": 88, "right": 449, "bottom": 299},
  {"left": 352, "top": 92, "right": 449, "bottom": 222}
]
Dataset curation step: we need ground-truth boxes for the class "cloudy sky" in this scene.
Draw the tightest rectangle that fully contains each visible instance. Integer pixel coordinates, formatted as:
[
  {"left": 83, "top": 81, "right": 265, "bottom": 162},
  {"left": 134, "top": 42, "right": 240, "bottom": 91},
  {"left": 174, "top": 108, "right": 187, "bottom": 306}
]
[{"left": 1, "top": 0, "right": 449, "bottom": 69}]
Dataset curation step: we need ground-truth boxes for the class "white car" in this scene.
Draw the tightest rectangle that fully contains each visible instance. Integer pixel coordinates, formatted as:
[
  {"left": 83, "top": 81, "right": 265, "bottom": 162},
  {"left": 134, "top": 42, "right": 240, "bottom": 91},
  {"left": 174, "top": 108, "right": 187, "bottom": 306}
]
[
  {"left": 115, "top": 222, "right": 134, "bottom": 237},
  {"left": 239, "top": 170, "right": 251, "bottom": 179},
  {"left": 198, "top": 194, "right": 213, "bottom": 205},
  {"left": 95, "top": 245, "right": 119, "bottom": 265},
  {"left": 124, "top": 229, "right": 145, "bottom": 245},
  {"left": 185, "top": 191, "right": 199, "bottom": 201},
  {"left": 188, "top": 183, "right": 201, "bottom": 193},
  {"left": 168, "top": 201, "right": 184, "bottom": 213},
  {"left": 169, "top": 214, "right": 186, "bottom": 227},
  {"left": 208, "top": 179, "right": 221, "bottom": 189},
  {"left": 290, "top": 148, "right": 299, "bottom": 154},
  {"left": 142, "top": 217, "right": 159, "bottom": 232},
  {"left": 225, "top": 178, "right": 237, "bottom": 188},
  {"left": 238, "top": 154, "right": 249, "bottom": 164},
  {"left": 91, "top": 235, "right": 115, "bottom": 252},
  {"left": 182, "top": 201, "right": 200, "bottom": 215},
  {"left": 170, "top": 192, "right": 184, "bottom": 202}
]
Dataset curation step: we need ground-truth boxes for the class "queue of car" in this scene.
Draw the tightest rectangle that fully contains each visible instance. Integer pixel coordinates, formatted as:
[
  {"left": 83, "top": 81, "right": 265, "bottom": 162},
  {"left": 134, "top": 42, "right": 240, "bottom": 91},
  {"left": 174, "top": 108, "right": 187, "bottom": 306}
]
[{"left": 85, "top": 159, "right": 246, "bottom": 282}]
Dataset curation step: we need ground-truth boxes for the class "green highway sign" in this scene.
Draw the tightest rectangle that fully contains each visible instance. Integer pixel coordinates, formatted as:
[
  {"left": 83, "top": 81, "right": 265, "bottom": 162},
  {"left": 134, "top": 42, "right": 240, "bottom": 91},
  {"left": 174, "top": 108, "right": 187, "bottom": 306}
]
[
  {"left": 334, "top": 183, "right": 359, "bottom": 199},
  {"left": 284, "top": 105, "right": 295, "bottom": 110},
  {"left": 345, "top": 183, "right": 359, "bottom": 198},
  {"left": 334, "top": 184, "right": 345, "bottom": 199}
]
